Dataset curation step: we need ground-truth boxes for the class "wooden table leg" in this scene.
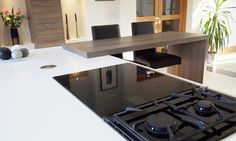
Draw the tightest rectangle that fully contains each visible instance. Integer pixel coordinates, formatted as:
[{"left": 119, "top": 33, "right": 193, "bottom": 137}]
[{"left": 168, "top": 40, "right": 208, "bottom": 83}]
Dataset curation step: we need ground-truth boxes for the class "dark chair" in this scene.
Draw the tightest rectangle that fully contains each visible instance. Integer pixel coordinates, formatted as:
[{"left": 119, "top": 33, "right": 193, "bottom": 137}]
[
  {"left": 131, "top": 21, "right": 181, "bottom": 68},
  {"left": 91, "top": 24, "right": 122, "bottom": 58}
]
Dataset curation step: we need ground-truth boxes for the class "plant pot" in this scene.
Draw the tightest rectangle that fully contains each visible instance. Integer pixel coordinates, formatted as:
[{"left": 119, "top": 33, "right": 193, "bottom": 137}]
[
  {"left": 207, "top": 53, "right": 217, "bottom": 65},
  {"left": 10, "top": 28, "right": 20, "bottom": 45}
]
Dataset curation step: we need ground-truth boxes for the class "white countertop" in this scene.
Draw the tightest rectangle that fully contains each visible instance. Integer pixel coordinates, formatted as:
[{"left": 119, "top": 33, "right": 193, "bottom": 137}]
[
  {"left": 0, "top": 46, "right": 235, "bottom": 141},
  {"left": 0, "top": 47, "right": 127, "bottom": 141}
]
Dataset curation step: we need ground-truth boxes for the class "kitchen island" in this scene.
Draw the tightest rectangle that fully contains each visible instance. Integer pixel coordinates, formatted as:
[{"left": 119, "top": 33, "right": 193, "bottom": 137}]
[
  {"left": 64, "top": 32, "right": 209, "bottom": 83},
  {"left": 0, "top": 47, "right": 235, "bottom": 141},
  {"left": 0, "top": 47, "right": 126, "bottom": 141}
]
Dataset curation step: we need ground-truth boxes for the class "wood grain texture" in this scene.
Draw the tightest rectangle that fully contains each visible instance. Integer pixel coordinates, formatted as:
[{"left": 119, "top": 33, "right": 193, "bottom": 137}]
[
  {"left": 168, "top": 40, "right": 208, "bottom": 83},
  {"left": 64, "top": 32, "right": 208, "bottom": 58},
  {"left": 222, "top": 46, "right": 236, "bottom": 54},
  {"left": 25, "top": 0, "right": 65, "bottom": 48},
  {"left": 64, "top": 32, "right": 208, "bottom": 83}
]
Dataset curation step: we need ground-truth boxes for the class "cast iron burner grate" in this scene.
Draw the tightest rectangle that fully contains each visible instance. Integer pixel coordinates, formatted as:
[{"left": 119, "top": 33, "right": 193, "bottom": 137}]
[{"left": 104, "top": 87, "right": 236, "bottom": 141}]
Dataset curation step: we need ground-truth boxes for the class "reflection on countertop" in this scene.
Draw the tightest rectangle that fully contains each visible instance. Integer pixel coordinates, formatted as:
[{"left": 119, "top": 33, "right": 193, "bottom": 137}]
[{"left": 54, "top": 63, "right": 194, "bottom": 117}]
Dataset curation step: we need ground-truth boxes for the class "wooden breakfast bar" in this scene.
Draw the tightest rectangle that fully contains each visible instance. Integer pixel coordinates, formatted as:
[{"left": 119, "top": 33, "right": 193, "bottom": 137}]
[{"left": 64, "top": 32, "right": 209, "bottom": 83}]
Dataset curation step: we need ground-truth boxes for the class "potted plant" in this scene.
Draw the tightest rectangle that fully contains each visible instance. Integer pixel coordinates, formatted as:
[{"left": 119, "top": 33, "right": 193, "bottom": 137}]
[
  {"left": 0, "top": 7, "right": 25, "bottom": 45},
  {"left": 199, "top": 0, "right": 235, "bottom": 64}
]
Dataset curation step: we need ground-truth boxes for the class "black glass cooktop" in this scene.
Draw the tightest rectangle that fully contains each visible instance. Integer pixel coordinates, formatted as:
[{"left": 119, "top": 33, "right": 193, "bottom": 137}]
[{"left": 53, "top": 63, "right": 194, "bottom": 117}]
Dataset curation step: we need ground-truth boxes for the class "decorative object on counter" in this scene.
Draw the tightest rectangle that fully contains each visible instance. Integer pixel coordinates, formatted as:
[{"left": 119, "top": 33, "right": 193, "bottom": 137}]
[
  {"left": 10, "top": 28, "right": 19, "bottom": 45},
  {"left": 0, "top": 7, "right": 25, "bottom": 45},
  {"left": 0, "top": 47, "right": 12, "bottom": 60},
  {"left": 199, "top": 0, "right": 236, "bottom": 64},
  {"left": 20, "top": 48, "right": 29, "bottom": 57},
  {"left": 100, "top": 66, "right": 118, "bottom": 91},
  {"left": 0, "top": 46, "right": 29, "bottom": 62},
  {"left": 65, "top": 14, "right": 70, "bottom": 40},
  {"left": 11, "top": 45, "right": 29, "bottom": 58},
  {"left": 75, "top": 13, "right": 79, "bottom": 38},
  {"left": 11, "top": 49, "right": 23, "bottom": 59}
]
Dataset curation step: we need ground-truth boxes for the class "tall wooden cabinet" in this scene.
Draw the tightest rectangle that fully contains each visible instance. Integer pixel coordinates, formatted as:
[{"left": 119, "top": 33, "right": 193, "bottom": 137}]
[{"left": 25, "top": 0, "right": 65, "bottom": 48}]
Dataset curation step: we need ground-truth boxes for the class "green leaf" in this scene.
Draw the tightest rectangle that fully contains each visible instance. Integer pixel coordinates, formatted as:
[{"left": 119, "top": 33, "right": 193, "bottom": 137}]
[{"left": 199, "top": 0, "right": 233, "bottom": 52}]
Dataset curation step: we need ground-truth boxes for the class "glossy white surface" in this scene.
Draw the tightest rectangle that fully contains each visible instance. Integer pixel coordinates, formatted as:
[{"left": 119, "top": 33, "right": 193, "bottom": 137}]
[
  {"left": 0, "top": 46, "right": 235, "bottom": 141},
  {"left": 0, "top": 47, "right": 127, "bottom": 141}
]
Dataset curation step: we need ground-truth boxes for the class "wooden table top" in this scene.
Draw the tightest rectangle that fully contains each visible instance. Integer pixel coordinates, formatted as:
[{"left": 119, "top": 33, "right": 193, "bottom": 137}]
[{"left": 63, "top": 32, "right": 208, "bottom": 58}]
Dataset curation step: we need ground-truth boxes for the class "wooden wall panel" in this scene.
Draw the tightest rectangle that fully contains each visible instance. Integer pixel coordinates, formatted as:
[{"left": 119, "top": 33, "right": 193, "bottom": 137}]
[{"left": 25, "top": 0, "right": 65, "bottom": 48}]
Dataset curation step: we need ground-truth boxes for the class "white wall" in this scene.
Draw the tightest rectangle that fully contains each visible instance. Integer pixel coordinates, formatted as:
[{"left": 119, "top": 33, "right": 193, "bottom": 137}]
[
  {"left": 85, "top": 0, "right": 120, "bottom": 40},
  {"left": 82, "top": 0, "right": 136, "bottom": 39},
  {"left": 119, "top": 0, "right": 136, "bottom": 37},
  {"left": 186, "top": 0, "right": 236, "bottom": 47},
  {"left": 77, "top": 0, "right": 136, "bottom": 59},
  {"left": 119, "top": 0, "right": 136, "bottom": 60},
  {"left": 0, "top": 0, "right": 31, "bottom": 46},
  {"left": 186, "top": 0, "right": 203, "bottom": 33},
  {"left": 225, "top": 0, "right": 236, "bottom": 47},
  {"left": 61, "top": 0, "right": 86, "bottom": 40}
]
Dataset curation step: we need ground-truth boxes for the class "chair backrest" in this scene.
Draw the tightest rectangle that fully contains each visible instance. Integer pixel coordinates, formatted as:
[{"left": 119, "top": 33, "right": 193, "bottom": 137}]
[
  {"left": 131, "top": 21, "right": 155, "bottom": 35},
  {"left": 91, "top": 24, "right": 120, "bottom": 40},
  {"left": 131, "top": 21, "right": 155, "bottom": 56},
  {"left": 91, "top": 24, "right": 122, "bottom": 58}
]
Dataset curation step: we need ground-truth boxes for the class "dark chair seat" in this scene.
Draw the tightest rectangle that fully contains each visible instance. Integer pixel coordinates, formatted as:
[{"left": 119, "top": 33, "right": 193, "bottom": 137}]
[
  {"left": 135, "top": 52, "right": 181, "bottom": 68},
  {"left": 131, "top": 21, "right": 181, "bottom": 69}
]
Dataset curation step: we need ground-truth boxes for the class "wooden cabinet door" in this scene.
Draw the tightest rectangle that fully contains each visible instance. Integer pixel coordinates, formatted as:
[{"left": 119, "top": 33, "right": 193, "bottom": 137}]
[
  {"left": 136, "top": 0, "right": 187, "bottom": 32},
  {"left": 159, "top": 0, "right": 187, "bottom": 32},
  {"left": 26, "top": 0, "right": 65, "bottom": 48}
]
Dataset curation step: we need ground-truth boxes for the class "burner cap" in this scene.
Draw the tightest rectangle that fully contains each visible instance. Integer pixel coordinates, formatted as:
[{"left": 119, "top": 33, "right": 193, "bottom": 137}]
[
  {"left": 194, "top": 100, "right": 215, "bottom": 116},
  {"left": 145, "top": 113, "right": 178, "bottom": 136}
]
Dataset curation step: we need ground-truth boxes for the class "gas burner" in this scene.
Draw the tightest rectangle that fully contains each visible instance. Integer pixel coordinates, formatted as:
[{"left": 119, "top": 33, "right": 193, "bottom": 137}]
[
  {"left": 194, "top": 100, "right": 224, "bottom": 120},
  {"left": 194, "top": 100, "right": 216, "bottom": 116},
  {"left": 104, "top": 86, "right": 236, "bottom": 141},
  {"left": 145, "top": 113, "right": 178, "bottom": 137}
]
